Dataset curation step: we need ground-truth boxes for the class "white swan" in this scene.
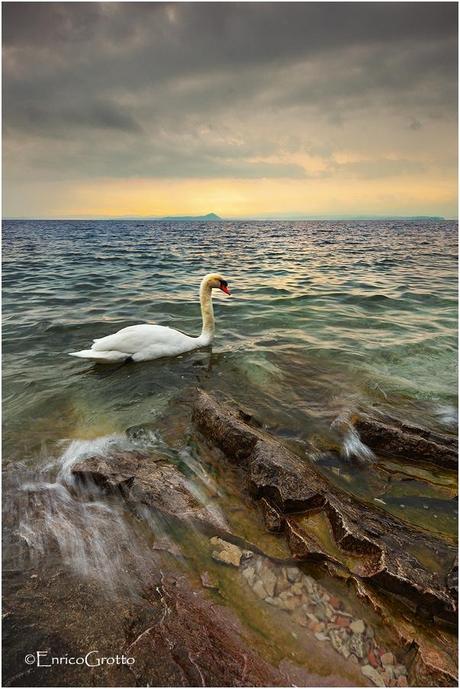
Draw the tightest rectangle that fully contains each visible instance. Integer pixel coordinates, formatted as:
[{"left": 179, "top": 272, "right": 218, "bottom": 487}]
[{"left": 69, "top": 273, "right": 230, "bottom": 364}]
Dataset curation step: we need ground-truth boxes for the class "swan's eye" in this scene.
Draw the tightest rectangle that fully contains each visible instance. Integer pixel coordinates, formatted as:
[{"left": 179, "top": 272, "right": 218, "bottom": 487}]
[{"left": 219, "top": 279, "right": 231, "bottom": 295}]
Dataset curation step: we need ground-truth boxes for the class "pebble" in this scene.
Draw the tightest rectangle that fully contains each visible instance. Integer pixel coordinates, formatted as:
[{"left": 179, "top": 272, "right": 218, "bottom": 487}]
[
  {"left": 350, "top": 619, "right": 365, "bottom": 634},
  {"left": 367, "top": 650, "right": 380, "bottom": 668},
  {"left": 329, "top": 629, "right": 350, "bottom": 659},
  {"left": 242, "top": 566, "right": 255, "bottom": 582},
  {"left": 239, "top": 554, "right": 409, "bottom": 684},
  {"left": 349, "top": 633, "right": 365, "bottom": 659},
  {"left": 260, "top": 567, "right": 277, "bottom": 597},
  {"left": 361, "top": 664, "right": 386, "bottom": 687},
  {"left": 286, "top": 567, "right": 301, "bottom": 583},
  {"left": 328, "top": 595, "right": 343, "bottom": 609},
  {"left": 210, "top": 538, "right": 243, "bottom": 567},
  {"left": 334, "top": 615, "right": 351, "bottom": 627},
  {"left": 314, "top": 632, "right": 329, "bottom": 641},
  {"left": 252, "top": 580, "right": 268, "bottom": 599},
  {"left": 381, "top": 652, "right": 395, "bottom": 666},
  {"left": 394, "top": 665, "right": 407, "bottom": 678}
]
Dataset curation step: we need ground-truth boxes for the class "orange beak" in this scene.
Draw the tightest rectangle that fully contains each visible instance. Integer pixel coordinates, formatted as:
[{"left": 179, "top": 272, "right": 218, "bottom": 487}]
[{"left": 220, "top": 285, "right": 231, "bottom": 295}]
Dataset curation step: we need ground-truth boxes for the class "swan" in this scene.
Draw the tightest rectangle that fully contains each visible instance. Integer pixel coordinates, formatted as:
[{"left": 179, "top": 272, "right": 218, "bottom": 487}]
[{"left": 69, "top": 273, "right": 231, "bottom": 364}]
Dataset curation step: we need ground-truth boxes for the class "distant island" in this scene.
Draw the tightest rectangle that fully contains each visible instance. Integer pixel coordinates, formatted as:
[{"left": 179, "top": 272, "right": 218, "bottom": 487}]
[{"left": 159, "top": 212, "right": 221, "bottom": 221}]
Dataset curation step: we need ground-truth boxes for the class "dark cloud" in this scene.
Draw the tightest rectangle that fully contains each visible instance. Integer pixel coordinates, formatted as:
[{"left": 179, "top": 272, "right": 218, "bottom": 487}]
[{"left": 2, "top": 2, "right": 457, "bottom": 192}]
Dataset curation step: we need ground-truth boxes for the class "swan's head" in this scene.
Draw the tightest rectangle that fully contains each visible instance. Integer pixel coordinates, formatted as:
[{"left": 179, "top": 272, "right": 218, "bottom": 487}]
[{"left": 202, "top": 273, "right": 231, "bottom": 295}]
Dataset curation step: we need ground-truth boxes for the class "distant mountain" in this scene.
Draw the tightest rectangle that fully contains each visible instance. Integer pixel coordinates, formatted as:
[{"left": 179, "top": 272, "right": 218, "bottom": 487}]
[{"left": 159, "top": 212, "right": 221, "bottom": 221}]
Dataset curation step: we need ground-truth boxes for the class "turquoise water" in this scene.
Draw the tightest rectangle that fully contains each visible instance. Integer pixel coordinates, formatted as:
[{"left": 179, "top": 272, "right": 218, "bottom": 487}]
[{"left": 3, "top": 219, "right": 458, "bottom": 535}]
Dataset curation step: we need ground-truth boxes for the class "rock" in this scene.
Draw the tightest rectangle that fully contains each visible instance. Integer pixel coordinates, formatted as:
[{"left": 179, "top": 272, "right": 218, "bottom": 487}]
[
  {"left": 396, "top": 676, "right": 408, "bottom": 687},
  {"left": 291, "top": 582, "right": 304, "bottom": 595},
  {"left": 349, "top": 633, "right": 365, "bottom": 659},
  {"left": 314, "top": 632, "right": 329, "bottom": 641},
  {"left": 286, "top": 567, "right": 301, "bottom": 583},
  {"left": 302, "top": 576, "right": 317, "bottom": 595},
  {"left": 394, "top": 665, "right": 407, "bottom": 678},
  {"left": 201, "top": 571, "right": 218, "bottom": 590},
  {"left": 210, "top": 538, "right": 243, "bottom": 567},
  {"left": 72, "top": 452, "right": 229, "bottom": 535},
  {"left": 329, "top": 595, "right": 343, "bottom": 610},
  {"left": 242, "top": 566, "right": 255, "bottom": 583},
  {"left": 252, "top": 580, "right": 268, "bottom": 599},
  {"left": 381, "top": 652, "right": 395, "bottom": 666},
  {"left": 367, "top": 650, "right": 380, "bottom": 668},
  {"left": 350, "top": 619, "right": 365, "bottom": 634},
  {"left": 275, "top": 573, "right": 291, "bottom": 596},
  {"left": 361, "top": 664, "right": 386, "bottom": 687},
  {"left": 354, "top": 412, "right": 457, "bottom": 470},
  {"left": 329, "top": 629, "right": 351, "bottom": 659},
  {"left": 312, "top": 621, "right": 325, "bottom": 633},
  {"left": 334, "top": 615, "right": 351, "bottom": 628},
  {"left": 259, "top": 565, "right": 277, "bottom": 598}
]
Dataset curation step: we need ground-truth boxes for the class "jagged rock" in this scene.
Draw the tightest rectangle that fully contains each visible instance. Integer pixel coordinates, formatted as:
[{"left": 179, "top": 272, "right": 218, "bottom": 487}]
[
  {"left": 193, "top": 390, "right": 458, "bottom": 687},
  {"left": 72, "top": 452, "right": 232, "bottom": 539},
  {"left": 354, "top": 412, "right": 457, "bottom": 469},
  {"left": 192, "top": 390, "right": 456, "bottom": 627}
]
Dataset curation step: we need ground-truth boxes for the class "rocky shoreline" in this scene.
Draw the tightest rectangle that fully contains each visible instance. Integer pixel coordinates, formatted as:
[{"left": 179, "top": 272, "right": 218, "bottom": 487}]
[
  {"left": 4, "top": 387, "right": 457, "bottom": 687},
  {"left": 211, "top": 536, "right": 409, "bottom": 687}
]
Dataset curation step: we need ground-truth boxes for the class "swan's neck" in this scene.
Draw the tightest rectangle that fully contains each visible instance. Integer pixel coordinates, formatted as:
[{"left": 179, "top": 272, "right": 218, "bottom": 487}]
[{"left": 199, "top": 281, "right": 215, "bottom": 344}]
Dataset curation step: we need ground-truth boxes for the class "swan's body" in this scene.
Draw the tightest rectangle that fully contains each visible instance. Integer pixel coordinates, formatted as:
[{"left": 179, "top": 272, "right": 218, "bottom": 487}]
[{"left": 69, "top": 273, "right": 230, "bottom": 364}]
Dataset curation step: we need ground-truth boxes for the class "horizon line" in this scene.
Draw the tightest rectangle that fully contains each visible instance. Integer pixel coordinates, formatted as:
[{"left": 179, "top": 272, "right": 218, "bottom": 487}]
[{"left": 3, "top": 214, "right": 455, "bottom": 221}]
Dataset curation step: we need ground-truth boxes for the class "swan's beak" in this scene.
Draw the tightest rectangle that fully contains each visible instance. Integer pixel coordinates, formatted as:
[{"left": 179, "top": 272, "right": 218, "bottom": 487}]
[{"left": 220, "top": 285, "right": 231, "bottom": 295}]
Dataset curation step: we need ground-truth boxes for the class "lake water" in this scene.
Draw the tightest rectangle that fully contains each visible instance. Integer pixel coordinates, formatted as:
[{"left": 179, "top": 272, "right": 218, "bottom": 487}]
[
  {"left": 3, "top": 219, "right": 458, "bottom": 532},
  {"left": 3, "top": 219, "right": 457, "bottom": 685}
]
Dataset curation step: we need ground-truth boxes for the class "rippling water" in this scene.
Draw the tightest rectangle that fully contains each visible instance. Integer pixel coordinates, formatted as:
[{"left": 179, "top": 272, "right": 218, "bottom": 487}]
[{"left": 3, "top": 219, "right": 458, "bottom": 537}]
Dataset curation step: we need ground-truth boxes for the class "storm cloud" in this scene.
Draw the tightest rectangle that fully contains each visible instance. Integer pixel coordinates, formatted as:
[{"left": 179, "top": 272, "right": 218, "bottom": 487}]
[{"left": 2, "top": 2, "right": 458, "bottom": 217}]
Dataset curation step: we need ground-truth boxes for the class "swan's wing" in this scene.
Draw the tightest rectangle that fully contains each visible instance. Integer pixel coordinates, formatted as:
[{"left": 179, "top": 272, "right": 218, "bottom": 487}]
[{"left": 91, "top": 324, "right": 192, "bottom": 354}]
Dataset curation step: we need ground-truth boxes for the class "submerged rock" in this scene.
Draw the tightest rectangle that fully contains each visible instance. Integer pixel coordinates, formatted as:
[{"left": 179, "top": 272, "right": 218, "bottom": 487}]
[
  {"left": 354, "top": 411, "right": 457, "bottom": 469},
  {"left": 210, "top": 537, "right": 243, "bottom": 567},
  {"left": 72, "top": 451, "right": 230, "bottom": 537}
]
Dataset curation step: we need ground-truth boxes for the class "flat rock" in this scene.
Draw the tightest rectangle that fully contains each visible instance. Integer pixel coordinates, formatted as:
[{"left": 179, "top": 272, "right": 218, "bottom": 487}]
[{"left": 210, "top": 537, "right": 243, "bottom": 567}]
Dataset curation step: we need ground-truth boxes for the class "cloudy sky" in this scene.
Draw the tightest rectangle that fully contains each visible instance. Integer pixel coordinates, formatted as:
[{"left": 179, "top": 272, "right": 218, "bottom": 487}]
[{"left": 3, "top": 2, "right": 458, "bottom": 218}]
